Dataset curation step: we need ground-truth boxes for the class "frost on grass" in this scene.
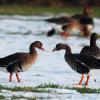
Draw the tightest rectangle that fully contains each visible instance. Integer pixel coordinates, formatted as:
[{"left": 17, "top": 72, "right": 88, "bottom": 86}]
[
  {"left": 36, "top": 83, "right": 63, "bottom": 89},
  {"left": 0, "top": 84, "right": 100, "bottom": 94},
  {"left": 11, "top": 95, "right": 36, "bottom": 100},
  {"left": 0, "top": 84, "right": 51, "bottom": 93}
]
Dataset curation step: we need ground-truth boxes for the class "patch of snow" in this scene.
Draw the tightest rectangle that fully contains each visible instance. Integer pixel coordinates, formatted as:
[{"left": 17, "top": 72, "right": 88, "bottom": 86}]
[{"left": 0, "top": 16, "right": 100, "bottom": 99}]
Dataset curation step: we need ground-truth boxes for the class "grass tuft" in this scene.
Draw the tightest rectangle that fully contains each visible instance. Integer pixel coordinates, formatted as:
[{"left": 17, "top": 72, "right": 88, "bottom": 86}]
[
  {"left": 65, "top": 87, "right": 100, "bottom": 94},
  {"left": 11, "top": 95, "right": 36, "bottom": 100},
  {"left": 0, "top": 83, "right": 100, "bottom": 94},
  {"left": 0, "top": 84, "right": 51, "bottom": 93},
  {"left": 36, "top": 83, "right": 100, "bottom": 93},
  {"left": 36, "top": 83, "right": 63, "bottom": 89},
  {"left": 0, "top": 95, "right": 5, "bottom": 99}
]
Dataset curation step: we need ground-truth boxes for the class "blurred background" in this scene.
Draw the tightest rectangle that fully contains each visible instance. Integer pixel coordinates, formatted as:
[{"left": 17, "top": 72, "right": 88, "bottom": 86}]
[
  {"left": 0, "top": 0, "right": 99, "bottom": 6},
  {"left": 0, "top": 0, "right": 99, "bottom": 16}
]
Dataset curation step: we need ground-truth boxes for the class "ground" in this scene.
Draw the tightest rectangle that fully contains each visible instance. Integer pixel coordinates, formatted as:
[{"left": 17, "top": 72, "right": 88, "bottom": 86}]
[{"left": 0, "top": 16, "right": 100, "bottom": 99}]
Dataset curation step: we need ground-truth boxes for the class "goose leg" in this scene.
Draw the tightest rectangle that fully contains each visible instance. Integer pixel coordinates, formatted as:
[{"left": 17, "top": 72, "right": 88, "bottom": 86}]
[
  {"left": 78, "top": 74, "right": 84, "bottom": 85},
  {"left": 9, "top": 73, "right": 13, "bottom": 82},
  {"left": 16, "top": 73, "right": 20, "bottom": 82},
  {"left": 85, "top": 74, "right": 90, "bottom": 86}
]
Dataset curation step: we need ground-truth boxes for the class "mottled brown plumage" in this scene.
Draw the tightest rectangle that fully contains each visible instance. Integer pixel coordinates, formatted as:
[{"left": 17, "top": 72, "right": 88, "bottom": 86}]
[{"left": 62, "top": 21, "right": 93, "bottom": 36}]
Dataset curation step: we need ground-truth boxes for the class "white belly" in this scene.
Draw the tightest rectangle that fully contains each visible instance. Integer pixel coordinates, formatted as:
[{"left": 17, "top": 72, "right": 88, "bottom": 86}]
[{"left": 0, "top": 67, "right": 7, "bottom": 73}]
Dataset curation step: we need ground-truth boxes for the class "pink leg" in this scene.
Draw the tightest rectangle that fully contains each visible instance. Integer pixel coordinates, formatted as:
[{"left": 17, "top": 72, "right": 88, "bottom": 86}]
[
  {"left": 9, "top": 73, "right": 13, "bottom": 82},
  {"left": 85, "top": 74, "right": 90, "bottom": 86},
  {"left": 78, "top": 74, "right": 84, "bottom": 85},
  {"left": 16, "top": 73, "right": 20, "bottom": 82}
]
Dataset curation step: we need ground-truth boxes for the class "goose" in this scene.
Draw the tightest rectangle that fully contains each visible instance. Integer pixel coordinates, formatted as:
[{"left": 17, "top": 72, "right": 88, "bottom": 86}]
[
  {"left": 52, "top": 43, "right": 100, "bottom": 86},
  {"left": 0, "top": 41, "right": 44, "bottom": 82}
]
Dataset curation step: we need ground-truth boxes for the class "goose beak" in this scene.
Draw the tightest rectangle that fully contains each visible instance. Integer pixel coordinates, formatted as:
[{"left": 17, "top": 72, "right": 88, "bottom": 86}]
[
  {"left": 52, "top": 48, "right": 57, "bottom": 52},
  {"left": 41, "top": 47, "right": 45, "bottom": 51}
]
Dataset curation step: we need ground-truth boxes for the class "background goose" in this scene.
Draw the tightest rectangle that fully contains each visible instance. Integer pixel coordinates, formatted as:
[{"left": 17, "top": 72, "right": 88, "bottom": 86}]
[{"left": 45, "top": 5, "right": 93, "bottom": 25}]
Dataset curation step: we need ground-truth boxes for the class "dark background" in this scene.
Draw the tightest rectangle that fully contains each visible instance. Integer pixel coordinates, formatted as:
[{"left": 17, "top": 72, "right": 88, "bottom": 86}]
[{"left": 0, "top": 0, "right": 99, "bottom": 6}]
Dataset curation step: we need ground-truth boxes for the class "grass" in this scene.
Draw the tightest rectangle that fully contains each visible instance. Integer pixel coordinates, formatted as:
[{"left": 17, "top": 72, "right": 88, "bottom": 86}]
[
  {"left": 0, "top": 95, "right": 5, "bottom": 99},
  {"left": 66, "top": 87, "right": 100, "bottom": 94},
  {"left": 0, "top": 5, "right": 99, "bottom": 17},
  {"left": 0, "top": 83, "right": 100, "bottom": 94},
  {"left": 36, "top": 83, "right": 63, "bottom": 88},
  {"left": 0, "top": 95, "right": 36, "bottom": 100},
  {"left": 0, "top": 85, "right": 51, "bottom": 93},
  {"left": 36, "top": 83, "right": 100, "bottom": 94},
  {"left": 11, "top": 95, "right": 36, "bottom": 100},
  {"left": 0, "top": 5, "right": 82, "bottom": 15},
  {"left": 97, "top": 34, "right": 100, "bottom": 38},
  {"left": 1, "top": 83, "right": 100, "bottom": 99},
  {"left": 35, "top": 83, "right": 100, "bottom": 94}
]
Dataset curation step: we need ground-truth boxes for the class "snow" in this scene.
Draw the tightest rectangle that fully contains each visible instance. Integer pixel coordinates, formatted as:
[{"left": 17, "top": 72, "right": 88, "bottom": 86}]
[{"left": 0, "top": 15, "right": 100, "bottom": 99}]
